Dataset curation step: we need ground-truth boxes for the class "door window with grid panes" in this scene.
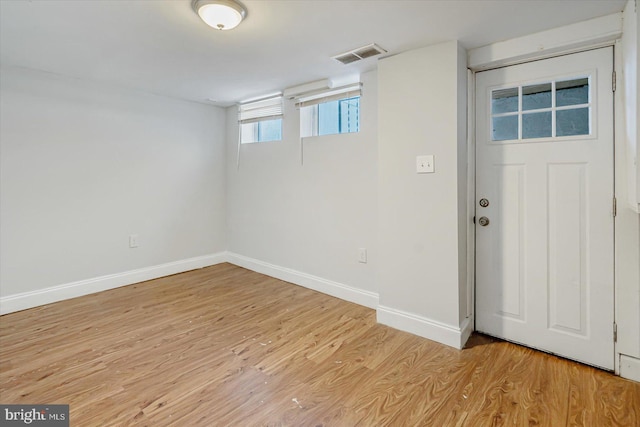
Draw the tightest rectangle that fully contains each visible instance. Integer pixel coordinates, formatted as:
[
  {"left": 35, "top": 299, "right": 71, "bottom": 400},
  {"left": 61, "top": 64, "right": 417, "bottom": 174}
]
[{"left": 491, "top": 77, "right": 591, "bottom": 142}]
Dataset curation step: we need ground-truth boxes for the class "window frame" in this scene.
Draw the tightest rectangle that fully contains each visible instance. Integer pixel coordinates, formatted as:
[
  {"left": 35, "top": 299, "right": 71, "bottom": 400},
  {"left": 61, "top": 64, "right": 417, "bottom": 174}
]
[
  {"left": 241, "top": 118, "right": 283, "bottom": 144},
  {"left": 317, "top": 96, "right": 360, "bottom": 136},
  {"left": 298, "top": 84, "right": 362, "bottom": 139},
  {"left": 238, "top": 96, "right": 283, "bottom": 144},
  {"left": 488, "top": 73, "right": 594, "bottom": 144}
]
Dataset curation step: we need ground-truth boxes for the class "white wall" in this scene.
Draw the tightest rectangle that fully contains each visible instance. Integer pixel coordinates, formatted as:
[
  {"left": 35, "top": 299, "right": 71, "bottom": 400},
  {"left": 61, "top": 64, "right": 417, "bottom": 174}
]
[
  {"left": 622, "top": 0, "right": 639, "bottom": 211},
  {"left": 0, "top": 67, "right": 227, "bottom": 308},
  {"left": 377, "top": 41, "right": 471, "bottom": 348},
  {"left": 225, "top": 70, "right": 378, "bottom": 308}
]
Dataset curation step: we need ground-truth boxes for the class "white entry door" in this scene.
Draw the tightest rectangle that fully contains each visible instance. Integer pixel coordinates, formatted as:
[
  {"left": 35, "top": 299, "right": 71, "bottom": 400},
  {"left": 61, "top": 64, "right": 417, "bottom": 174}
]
[{"left": 475, "top": 48, "right": 615, "bottom": 370}]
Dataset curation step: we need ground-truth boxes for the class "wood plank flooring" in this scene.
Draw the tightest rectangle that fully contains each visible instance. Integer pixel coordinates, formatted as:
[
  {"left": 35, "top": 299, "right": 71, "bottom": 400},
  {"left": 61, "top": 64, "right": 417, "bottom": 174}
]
[{"left": 1, "top": 263, "right": 638, "bottom": 426}]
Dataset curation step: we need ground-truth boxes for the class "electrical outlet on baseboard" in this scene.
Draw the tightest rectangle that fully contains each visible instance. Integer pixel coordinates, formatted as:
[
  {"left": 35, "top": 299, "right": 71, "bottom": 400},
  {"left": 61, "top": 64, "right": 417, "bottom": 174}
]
[{"left": 129, "top": 234, "right": 139, "bottom": 248}]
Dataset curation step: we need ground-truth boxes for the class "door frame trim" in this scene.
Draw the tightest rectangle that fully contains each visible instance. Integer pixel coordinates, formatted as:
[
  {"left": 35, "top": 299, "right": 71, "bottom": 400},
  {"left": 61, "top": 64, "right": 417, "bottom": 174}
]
[
  {"left": 468, "top": 13, "right": 622, "bottom": 72},
  {"left": 465, "top": 15, "right": 622, "bottom": 339}
]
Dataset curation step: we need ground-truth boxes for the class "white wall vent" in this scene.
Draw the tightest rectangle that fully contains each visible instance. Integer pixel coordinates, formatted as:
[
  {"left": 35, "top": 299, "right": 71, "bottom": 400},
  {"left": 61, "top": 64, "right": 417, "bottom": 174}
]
[{"left": 332, "top": 43, "right": 387, "bottom": 65}]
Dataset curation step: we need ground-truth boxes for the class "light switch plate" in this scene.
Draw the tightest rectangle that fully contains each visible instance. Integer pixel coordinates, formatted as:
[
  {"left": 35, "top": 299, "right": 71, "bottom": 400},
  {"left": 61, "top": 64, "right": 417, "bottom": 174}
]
[{"left": 416, "top": 155, "right": 435, "bottom": 173}]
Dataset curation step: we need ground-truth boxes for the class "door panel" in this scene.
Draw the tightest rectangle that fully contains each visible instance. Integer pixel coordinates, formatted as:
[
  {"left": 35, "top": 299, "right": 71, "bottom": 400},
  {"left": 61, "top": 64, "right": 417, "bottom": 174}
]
[
  {"left": 493, "top": 163, "right": 525, "bottom": 320},
  {"left": 548, "top": 163, "right": 587, "bottom": 335},
  {"left": 475, "top": 48, "right": 614, "bottom": 369}
]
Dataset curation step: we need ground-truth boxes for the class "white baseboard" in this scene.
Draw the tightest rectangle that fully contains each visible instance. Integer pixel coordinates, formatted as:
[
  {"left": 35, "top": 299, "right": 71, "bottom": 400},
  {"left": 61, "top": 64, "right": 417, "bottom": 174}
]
[
  {"left": 226, "top": 253, "right": 475, "bottom": 350},
  {"left": 0, "top": 252, "right": 227, "bottom": 315},
  {"left": 619, "top": 354, "right": 640, "bottom": 383},
  {"left": 2, "top": 250, "right": 475, "bottom": 354},
  {"left": 377, "top": 305, "right": 473, "bottom": 350},
  {"left": 226, "top": 252, "right": 379, "bottom": 309}
]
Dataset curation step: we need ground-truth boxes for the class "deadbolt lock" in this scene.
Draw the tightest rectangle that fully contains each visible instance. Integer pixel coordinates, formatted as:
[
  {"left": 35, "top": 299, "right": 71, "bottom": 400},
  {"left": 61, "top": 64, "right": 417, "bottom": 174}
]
[{"left": 479, "top": 198, "right": 490, "bottom": 207}]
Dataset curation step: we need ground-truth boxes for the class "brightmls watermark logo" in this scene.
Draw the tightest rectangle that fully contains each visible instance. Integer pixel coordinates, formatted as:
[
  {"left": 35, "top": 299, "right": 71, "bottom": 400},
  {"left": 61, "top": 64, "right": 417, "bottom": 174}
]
[{"left": 1, "top": 405, "right": 68, "bottom": 426}]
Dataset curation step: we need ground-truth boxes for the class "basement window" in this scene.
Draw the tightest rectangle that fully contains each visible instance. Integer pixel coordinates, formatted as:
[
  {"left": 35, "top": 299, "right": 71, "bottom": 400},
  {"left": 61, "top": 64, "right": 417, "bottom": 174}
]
[
  {"left": 298, "top": 84, "right": 361, "bottom": 138},
  {"left": 239, "top": 96, "right": 283, "bottom": 143},
  {"left": 241, "top": 119, "right": 282, "bottom": 143}
]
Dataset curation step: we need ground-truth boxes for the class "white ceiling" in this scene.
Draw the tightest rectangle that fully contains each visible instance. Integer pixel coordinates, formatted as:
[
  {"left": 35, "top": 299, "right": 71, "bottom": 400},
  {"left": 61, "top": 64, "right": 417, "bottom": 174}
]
[{"left": 0, "top": 0, "right": 627, "bottom": 106}]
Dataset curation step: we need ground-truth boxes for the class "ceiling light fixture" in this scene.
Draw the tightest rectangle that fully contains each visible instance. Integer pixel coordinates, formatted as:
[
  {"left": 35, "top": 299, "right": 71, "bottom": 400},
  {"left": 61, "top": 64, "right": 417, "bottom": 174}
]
[{"left": 192, "top": 0, "right": 247, "bottom": 31}]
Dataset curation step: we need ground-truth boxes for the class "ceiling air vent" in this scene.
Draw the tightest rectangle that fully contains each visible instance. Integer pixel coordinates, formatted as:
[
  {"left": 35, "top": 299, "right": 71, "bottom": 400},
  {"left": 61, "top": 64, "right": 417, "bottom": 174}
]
[{"left": 332, "top": 43, "right": 387, "bottom": 65}]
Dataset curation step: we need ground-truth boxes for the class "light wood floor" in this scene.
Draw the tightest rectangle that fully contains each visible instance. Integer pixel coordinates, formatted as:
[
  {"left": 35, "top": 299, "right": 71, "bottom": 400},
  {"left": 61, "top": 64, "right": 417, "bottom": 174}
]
[{"left": 1, "top": 263, "right": 638, "bottom": 426}]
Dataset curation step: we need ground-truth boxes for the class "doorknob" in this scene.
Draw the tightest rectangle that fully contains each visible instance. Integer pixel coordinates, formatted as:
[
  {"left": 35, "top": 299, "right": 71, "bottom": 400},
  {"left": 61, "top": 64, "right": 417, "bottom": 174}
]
[
  {"left": 479, "top": 198, "right": 490, "bottom": 207},
  {"left": 479, "top": 216, "right": 490, "bottom": 226}
]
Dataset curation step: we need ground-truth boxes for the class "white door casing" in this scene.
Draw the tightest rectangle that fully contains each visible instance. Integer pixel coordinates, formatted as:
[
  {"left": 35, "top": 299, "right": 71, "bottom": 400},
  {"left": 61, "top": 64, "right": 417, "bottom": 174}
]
[{"left": 475, "top": 48, "right": 615, "bottom": 370}]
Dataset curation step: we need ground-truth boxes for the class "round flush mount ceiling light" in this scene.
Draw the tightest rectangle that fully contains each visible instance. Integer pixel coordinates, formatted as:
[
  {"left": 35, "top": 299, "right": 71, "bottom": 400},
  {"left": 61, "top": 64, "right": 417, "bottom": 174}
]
[{"left": 192, "top": 0, "right": 247, "bottom": 31}]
